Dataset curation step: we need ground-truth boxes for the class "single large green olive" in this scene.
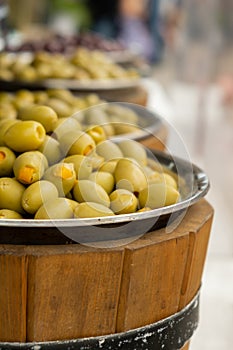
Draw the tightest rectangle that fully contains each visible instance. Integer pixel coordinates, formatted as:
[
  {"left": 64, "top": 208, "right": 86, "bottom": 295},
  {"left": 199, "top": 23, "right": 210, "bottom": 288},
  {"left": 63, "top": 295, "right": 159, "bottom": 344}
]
[
  {"left": 22, "top": 180, "right": 59, "bottom": 215},
  {"left": 53, "top": 117, "right": 82, "bottom": 139},
  {"left": 73, "top": 180, "right": 110, "bottom": 207},
  {"left": 59, "top": 131, "right": 95, "bottom": 157},
  {"left": 89, "top": 171, "right": 115, "bottom": 194},
  {"left": 43, "top": 162, "right": 76, "bottom": 196},
  {"left": 110, "top": 189, "right": 138, "bottom": 214},
  {"left": 0, "top": 119, "right": 19, "bottom": 146},
  {"left": 0, "top": 177, "right": 25, "bottom": 214},
  {"left": 96, "top": 140, "right": 123, "bottom": 161},
  {"left": 35, "top": 198, "right": 74, "bottom": 219},
  {"left": 64, "top": 155, "right": 92, "bottom": 179},
  {"left": 84, "top": 107, "right": 109, "bottom": 125},
  {"left": 118, "top": 140, "right": 147, "bottom": 165},
  {"left": 38, "top": 135, "right": 62, "bottom": 165},
  {"left": 45, "top": 98, "right": 72, "bottom": 118},
  {"left": 4, "top": 120, "right": 46, "bottom": 152},
  {"left": 139, "top": 183, "right": 180, "bottom": 209},
  {"left": 98, "top": 159, "right": 119, "bottom": 174},
  {"left": 18, "top": 105, "right": 58, "bottom": 133},
  {"left": 74, "top": 202, "right": 114, "bottom": 218},
  {"left": 13, "top": 151, "right": 48, "bottom": 185},
  {"left": 0, "top": 209, "right": 23, "bottom": 219},
  {"left": 112, "top": 123, "right": 139, "bottom": 135},
  {"left": 0, "top": 146, "right": 16, "bottom": 176},
  {"left": 148, "top": 172, "right": 178, "bottom": 190},
  {"left": 114, "top": 158, "right": 148, "bottom": 195}
]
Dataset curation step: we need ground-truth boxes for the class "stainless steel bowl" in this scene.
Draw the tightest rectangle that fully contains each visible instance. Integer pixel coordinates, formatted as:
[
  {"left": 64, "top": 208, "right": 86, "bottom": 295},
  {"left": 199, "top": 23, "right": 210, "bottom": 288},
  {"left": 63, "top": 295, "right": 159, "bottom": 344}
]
[{"left": 0, "top": 150, "right": 209, "bottom": 245}]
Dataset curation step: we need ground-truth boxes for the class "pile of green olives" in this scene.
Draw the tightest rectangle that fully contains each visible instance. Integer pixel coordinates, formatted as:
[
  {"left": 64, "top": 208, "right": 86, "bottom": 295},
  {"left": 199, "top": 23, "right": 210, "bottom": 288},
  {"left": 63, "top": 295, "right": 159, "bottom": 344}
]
[
  {"left": 0, "top": 89, "right": 141, "bottom": 137},
  {"left": 0, "top": 48, "right": 138, "bottom": 82},
  {"left": 0, "top": 103, "right": 181, "bottom": 219}
]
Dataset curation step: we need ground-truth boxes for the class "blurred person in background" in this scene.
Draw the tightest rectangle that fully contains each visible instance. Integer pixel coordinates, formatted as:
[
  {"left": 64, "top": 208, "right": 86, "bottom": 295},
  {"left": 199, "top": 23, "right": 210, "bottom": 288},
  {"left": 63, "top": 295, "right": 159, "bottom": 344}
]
[{"left": 87, "top": 0, "right": 164, "bottom": 63}]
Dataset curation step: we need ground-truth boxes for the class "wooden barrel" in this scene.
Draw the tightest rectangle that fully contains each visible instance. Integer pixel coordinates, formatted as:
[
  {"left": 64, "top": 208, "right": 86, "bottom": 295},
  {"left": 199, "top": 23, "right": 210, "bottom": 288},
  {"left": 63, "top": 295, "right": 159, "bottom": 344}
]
[{"left": 0, "top": 199, "right": 213, "bottom": 349}]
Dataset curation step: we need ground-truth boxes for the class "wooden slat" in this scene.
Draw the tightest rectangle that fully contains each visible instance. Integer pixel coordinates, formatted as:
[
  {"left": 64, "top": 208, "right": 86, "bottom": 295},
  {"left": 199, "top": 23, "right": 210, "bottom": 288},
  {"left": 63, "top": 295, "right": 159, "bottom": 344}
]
[
  {"left": 26, "top": 245, "right": 124, "bottom": 342},
  {"left": 116, "top": 199, "right": 213, "bottom": 333},
  {"left": 116, "top": 234, "right": 189, "bottom": 332},
  {"left": 0, "top": 246, "right": 27, "bottom": 342}
]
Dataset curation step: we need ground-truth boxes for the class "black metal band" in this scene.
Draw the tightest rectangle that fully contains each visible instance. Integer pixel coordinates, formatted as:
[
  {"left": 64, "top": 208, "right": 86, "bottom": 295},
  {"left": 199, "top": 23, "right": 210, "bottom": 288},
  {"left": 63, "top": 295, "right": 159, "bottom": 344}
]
[{"left": 0, "top": 292, "right": 199, "bottom": 350}]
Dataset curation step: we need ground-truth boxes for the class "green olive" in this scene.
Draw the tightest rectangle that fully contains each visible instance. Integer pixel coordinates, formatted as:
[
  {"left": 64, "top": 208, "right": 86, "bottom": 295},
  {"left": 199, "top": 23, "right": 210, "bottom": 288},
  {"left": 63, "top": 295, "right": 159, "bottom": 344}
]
[
  {"left": 45, "top": 98, "right": 72, "bottom": 118},
  {"left": 74, "top": 202, "right": 114, "bottom": 218},
  {"left": 73, "top": 180, "right": 110, "bottom": 207},
  {"left": 86, "top": 125, "right": 106, "bottom": 144},
  {"left": 118, "top": 140, "right": 147, "bottom": 165},
  {"left": 0, "top": 92, "right": 12, "bottom": 103},
  {"left": 0, "top": 103, "right": 17, "bottom": 121},
  {"left": 112, "top": 123, "right": 139, "bottom": 135},
  {"left": 139, "top": 183, "right": 180, "bottom": 209},
  {"left": 0, "top": 119, "right": 19, "bottom": 146},
  {"left": 114, "top": 158, "right": 147, "bottom": 195},
  {"left": 106, "top": 104, "right": 139, "bottom": 124},
  {"left": 22, "top": 180, "right": 59, "bottom": 215},
  {"left": 4, "top": 120, "right": 46, "bottom": 152},
  {"left": 53, "top": 118, "right": 82, "bottom": 140},
  {"left": 96, "top": 140, "right": 123, "bottom": 161},
  {"left": 18, "top": 105, "right": 58, "bottom": 133},
  {"left": 84, "top": 108, "right": 109, "bottom": 125},
  {"left": 0, "top": 209, "right": 23, "bottom": 219},
  {"left": 87, "top": 152, "right": 104, "bottom": 170},
  {"left": 148, "top": 172, "right": 178, "bottom": 189},
  {"left": 43, "top": 162, "right": 76, "bottom": 196},
  {"left": 98, "top": 159, "right": 119, "bottom": 174},
  {"left": 15, "top": 66, "right": 37, "bottom": 81},
  {"left": 0, "top": 146, "right": 16, "bottom": 176},
  {"left": 110, "top": 189, "right": 138, "bottom": 214},
  {"left": 38, "top": 135, "right": 62, "bottom": 165},
  {"left": 0, "top": 177, "right": 25, "bottom": 214},
  {"left": 47, "top": 89, "right": 75, "bottom": 104},
  {"left": 59, "top": 130, "right": 95, "bottom": 157},
  {"left": 35, "top": 198, "right": 74, "bottom": 219},
  {"left": 13, "top": 89, "right": 35, "bottom": 109},
  {"left": 13, "top": 151, "right": 48, "bottom": 185},
  {"left": 64, "top": 155, "right": 92, "bottom": 179},
  {"left": 89, "top": 171, "right": 115, "bottom": 194},
  {"left": 33, "top": 91, "right": 48, "bottom": 104}
]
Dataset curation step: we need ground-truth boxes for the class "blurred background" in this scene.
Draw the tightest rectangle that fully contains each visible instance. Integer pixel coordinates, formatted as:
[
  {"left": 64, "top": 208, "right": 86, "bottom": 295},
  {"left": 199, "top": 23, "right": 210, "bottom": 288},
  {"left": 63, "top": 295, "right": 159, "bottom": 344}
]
[{"left": 1, "top": 1, "right": 233, "bottom": 349}]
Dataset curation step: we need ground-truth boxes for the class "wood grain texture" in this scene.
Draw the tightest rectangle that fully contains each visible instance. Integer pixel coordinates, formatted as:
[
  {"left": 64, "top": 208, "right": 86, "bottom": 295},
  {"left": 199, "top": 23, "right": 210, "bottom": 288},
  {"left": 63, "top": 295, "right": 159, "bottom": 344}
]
[
  {"left": 26, "top": 246, "right": 124, "bottom": 342},
  {"left": 0, "top": 199, "right": 213, "bottom": 343},
  {"left": 0, "top": 246, "right": 28, "bottom": 342},
  {"left": 116, "top": 199, "right": 213, "bottom": 332}
]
